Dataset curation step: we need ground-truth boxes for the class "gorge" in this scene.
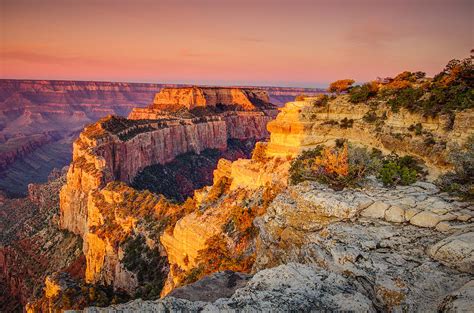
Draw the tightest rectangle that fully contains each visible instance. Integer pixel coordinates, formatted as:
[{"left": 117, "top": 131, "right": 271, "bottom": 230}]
[
  {"left": 1, "top": 62, "right": 474, "bottom": 312},
  {"left": 0, "top": 80, "right": 322, "bottom": 197}
]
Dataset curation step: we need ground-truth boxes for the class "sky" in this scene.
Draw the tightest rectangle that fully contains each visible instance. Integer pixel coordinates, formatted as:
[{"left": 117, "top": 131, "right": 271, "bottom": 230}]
[{"left": 1, "top": 0, "right": 473, "bottom": 87}]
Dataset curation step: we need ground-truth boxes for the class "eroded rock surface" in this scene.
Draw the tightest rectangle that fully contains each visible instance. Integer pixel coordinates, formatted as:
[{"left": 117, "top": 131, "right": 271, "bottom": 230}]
[
  {"left": 266, "top": 97, "right": 474, "bottom": 174},
  {"left": 254, "top": 181, "right": 473, "bottom": 311}
]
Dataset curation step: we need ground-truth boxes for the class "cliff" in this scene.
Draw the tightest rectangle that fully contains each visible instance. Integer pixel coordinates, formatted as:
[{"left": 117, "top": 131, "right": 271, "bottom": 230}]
[
  {"left": 150, "top": 86, "right": 272, "bottom": 111},
  {"left": 266, "top": 96, "right": 474, "bottom": 175},
  {"left": 0, "top": 174, "right": 83, "bottom": 312},
  {"left": 0, "top": 131, "right": 62, "bottom": 171},
  {"left": 0, "top": 80, "right": 315, "bottom": 195},
  {"left": 58, "top": 87, "right": 278, "bottom": 298}
]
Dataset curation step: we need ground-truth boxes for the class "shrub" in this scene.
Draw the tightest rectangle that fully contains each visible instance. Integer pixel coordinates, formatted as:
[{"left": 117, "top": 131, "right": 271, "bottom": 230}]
[
  {"left": 437, "top": 135, "right": 474, "bottom": 200},
  {"left": 363, "top": 111, "right": 378, "bottom": 123},
  {"left": 311, "top": 94, "right": 329, "bottom": 107},
  {"left": 349, "top": 82, "right": 378, "bottom": 103},
  {"left": 339, "top": 118, "right": 354, "bottom": 128},
  {"left": 378, "top": 155, "right": 420, "bottom": 186},
  {"left": 328, "top": 79, "right": 355, "bottom": 93},
  {"left": 289, "top": 142, "right": 423, "bottom": 189},
  {"left": 289, "top": 147, "right": 324, "bottom": 185},
  {"left": 289, "top": 144, "right": 378, "bottom": 190},
  {"left": 387, "top": 87, "right": 424, "bottom": 112},
  {"left": 381, "top": 57, "right": 473, "bottom": 116}
]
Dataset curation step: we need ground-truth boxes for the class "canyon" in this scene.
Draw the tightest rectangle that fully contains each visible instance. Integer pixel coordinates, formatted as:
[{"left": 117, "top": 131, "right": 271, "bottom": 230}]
[
  {"left": 1, "top": 71, "right": 473, "bottom": 312},
  {"left": 0, "top": 80, "right": 322, "bottom": 196},
  {"left": 70, "top": 92, "right": 473, "bottom": 312}
]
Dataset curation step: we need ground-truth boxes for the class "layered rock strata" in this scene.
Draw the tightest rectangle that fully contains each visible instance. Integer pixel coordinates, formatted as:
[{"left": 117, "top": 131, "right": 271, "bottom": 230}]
[
  {"left": 58, "top": 87, "right": 278, "bottom": 292},
  {"left": 266, "top": 96, "right": 474, "bottom": 174}
]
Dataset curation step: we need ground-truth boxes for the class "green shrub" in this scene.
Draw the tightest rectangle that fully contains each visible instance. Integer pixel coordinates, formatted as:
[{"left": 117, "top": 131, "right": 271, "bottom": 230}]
[
  {"left": 437, "top": 135, "right": 474, "bottom": 200},
  {"left": 387, "top": 87, "right": 424, "bottom": 112},
  {"left": 289, "top": 144, "right": 381, "bottom": 189},
  {"left": 289, "top": 147, "right": 323, "bottom": 185},
  {"left": 378, "top": 155, "right": 420, "bottom": 186},
  {"left": 349, "top": 83, "right": 376, "bottom": 103}
]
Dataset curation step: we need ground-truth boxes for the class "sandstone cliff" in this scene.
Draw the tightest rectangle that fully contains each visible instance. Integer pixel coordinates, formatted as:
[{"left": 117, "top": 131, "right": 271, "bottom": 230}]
[
  {"left": 58, "top": 87, "right": 278, "bottom": 299},
  {"left": 0, "top": 80, "right": 319, "bottom": 195},
  {"left": 151, "top": 86, "right": 271, "bottom": 111},
  {"left": 266, "top": 96, "right": 474, "bottom": 175}
]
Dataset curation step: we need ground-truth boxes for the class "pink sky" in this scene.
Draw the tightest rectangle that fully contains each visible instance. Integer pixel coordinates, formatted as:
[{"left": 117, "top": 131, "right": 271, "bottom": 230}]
[{"left": 1, "top": 0, "right": 472, "bottom": 87}]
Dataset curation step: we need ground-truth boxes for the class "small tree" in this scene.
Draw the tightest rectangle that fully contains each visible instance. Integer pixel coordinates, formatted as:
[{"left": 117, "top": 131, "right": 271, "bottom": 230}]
[{"left": 327, "top": 79, "right": 355, "bottom": 93}]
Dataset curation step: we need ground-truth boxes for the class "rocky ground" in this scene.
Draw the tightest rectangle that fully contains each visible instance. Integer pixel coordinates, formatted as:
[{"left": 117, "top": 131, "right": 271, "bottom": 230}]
[{"left": 82, "top": 180, "right": 473, "bottom": 312}]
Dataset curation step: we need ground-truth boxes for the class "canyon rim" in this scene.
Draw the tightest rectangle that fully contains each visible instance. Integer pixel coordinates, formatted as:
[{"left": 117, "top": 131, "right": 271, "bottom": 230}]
[{"left": 1, "top": 0, "right": 473, "bottom": 312}]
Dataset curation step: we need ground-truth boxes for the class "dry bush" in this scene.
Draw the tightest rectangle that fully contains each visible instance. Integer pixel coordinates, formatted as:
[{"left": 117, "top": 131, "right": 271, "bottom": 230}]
[{"left": 327, "top": 79, "right": 355, "bottom": 93}]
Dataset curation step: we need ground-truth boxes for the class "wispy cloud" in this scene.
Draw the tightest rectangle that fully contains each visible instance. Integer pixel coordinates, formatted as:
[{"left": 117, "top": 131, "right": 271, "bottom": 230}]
[{"left": 1, "top": 50, "right": 113, "bottom": 66}]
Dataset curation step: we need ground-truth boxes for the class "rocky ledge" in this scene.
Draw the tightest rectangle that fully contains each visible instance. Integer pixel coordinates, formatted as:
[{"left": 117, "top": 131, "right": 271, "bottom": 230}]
[{"left": 82, "top": 180, "right": 473, "bottom": 312}]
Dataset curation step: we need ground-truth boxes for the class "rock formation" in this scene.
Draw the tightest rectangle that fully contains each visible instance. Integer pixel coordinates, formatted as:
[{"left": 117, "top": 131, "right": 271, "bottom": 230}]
[
  {"left": 0, "top": 80, "right": 321, "bottom": 196},
  {"left": 10, "top": 70, "right": 473, "bottom": 312},
  {"left": 266, "top": 96, "right": 474, "bottom": 175},
  {"left": 150, "top": 87, "right": 271, "bottom": 111},
  {"left": 57, "top": 87, "right": 278, "bottom": 300},
  {"left": 0, "top": 173, "right": 83, "bottom": 311}
]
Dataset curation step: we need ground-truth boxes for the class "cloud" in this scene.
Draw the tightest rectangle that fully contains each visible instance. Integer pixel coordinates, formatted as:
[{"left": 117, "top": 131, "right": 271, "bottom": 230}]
[{"left": 0, "top": 50, "right": 113, "bottom": 66}]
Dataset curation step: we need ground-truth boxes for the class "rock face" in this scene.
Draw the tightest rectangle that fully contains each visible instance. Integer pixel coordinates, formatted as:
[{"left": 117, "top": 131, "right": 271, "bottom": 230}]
[
  {"left": 253, "top": 181, "right": 474, "bottom": 311},
  {"left": 266, "top": 96, "right": 474, "bottom": 174},
  {"left": 58, "top": 87, "right": 278, "bottom": 296},
  {"left": 150, "top": 87, "right": 271, "bottom": 111},
  {"left": 0, "top": 79, "right": 321, "bottom": 195},
  {"left": 83, "top": 263, "right": 375, "bottom": 312},
  {"left": 0, "top": 174, "right": 83, "bottom": 312},
  {"left": 80, "top": 177, "right": 474, "bottom": 312}
]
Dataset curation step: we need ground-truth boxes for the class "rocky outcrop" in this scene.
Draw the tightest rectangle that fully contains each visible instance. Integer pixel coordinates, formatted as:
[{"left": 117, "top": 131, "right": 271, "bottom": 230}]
[
  {"left": 60, "top": 111, "right": 276, "bottom": 237},
  {"left": 58, "top": 87, "right": 278, "bottom": 300},
  {"left": 166, "top": 270, "right": 251, "bottom": 302},
  {"left": 253, "top": 181, "right": 474, "bottom": 311},
  {"left": 77, "top": 175, "right": 474, "bottom": 312},
  {"left": 82, "top": 263, "right": 375, "bottom": 312},
  {"left": 266, "top": 96, "right": 474, "bottom": 175},
  {"left": 150, "top": 87, "right": 271, "bottom": 111}
]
